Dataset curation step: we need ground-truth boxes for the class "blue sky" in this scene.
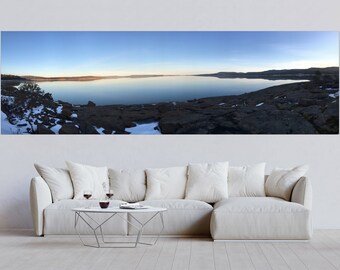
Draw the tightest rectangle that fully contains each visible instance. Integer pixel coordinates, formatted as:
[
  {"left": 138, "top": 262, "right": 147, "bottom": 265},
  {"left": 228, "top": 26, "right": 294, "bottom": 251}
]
[{"left": 1, "top": 31, "right": 339, "bottom": 76}]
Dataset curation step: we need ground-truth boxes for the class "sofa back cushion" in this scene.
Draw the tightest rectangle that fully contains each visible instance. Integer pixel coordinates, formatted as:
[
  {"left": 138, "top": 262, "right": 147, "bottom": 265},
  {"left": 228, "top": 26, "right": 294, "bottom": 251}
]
[
  {"left": 265, "top": 164, "right": 309, "bottom": 201},
  {"left": 66, "top": 161, "right": 109, "bottom": 200},
  {"left": 185, "top": 162, "right": 229, "bottom": 203},
  {"left": 228, "top": 163, "right": 266, "bottom": 197},
  {"left": 34, "top": 163, "right": 74, "bottom": 202},
  {"left": 145, "top": 166, "right": 188, "bottom": 200},
  {"left": 109, "top": 168, "right": 146, "bottom": 202}
]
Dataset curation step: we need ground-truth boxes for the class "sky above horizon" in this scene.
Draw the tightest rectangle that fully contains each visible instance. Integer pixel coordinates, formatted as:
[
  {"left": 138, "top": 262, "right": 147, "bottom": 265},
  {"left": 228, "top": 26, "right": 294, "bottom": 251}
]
[{"left": 1, "top": 31, "right": 339, "bottom": 77}]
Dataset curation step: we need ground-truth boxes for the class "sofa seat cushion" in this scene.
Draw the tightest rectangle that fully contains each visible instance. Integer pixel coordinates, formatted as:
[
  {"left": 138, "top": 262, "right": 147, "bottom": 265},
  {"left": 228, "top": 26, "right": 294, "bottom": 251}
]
[
  {"left": 44, "top": 199, "right": 127, "bottom": 235},
  {"left": 128, "top": 199, "right": 213, "bottom": 236},
  {"left": 211, "top": 197, "right": 312, "bottom": 240}
]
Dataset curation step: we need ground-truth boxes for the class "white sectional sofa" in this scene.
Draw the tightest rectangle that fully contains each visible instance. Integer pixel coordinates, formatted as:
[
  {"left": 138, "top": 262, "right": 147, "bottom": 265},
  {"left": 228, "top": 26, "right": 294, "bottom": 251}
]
[{"left": 30, "top": 162, "right": 312, "bottom": 240}]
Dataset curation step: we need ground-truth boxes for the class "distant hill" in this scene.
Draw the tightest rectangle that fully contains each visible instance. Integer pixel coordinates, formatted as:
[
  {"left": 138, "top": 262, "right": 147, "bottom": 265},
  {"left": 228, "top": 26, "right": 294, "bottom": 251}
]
[
  {"left": 198, "top": 67, "right": 339, "bottom": 80},
  {"left": 1, "top": 67, "right": 339, "bottom": 82},
  {"left": 1, "top": 74, "right": 26, "bottom": 80}
]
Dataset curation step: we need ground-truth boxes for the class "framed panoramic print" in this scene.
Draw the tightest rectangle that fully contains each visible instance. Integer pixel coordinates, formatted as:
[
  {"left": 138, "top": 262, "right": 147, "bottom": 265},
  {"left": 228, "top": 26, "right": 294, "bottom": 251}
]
[{"left": 1, "top": 31, "right": 339, "bottom": 134}]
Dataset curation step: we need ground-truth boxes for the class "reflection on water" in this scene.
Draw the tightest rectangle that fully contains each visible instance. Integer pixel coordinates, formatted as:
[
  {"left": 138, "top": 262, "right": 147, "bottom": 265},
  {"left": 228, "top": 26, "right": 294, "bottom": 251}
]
[{"left": 38, "top": 76, "right": 305, "bottom": 106}]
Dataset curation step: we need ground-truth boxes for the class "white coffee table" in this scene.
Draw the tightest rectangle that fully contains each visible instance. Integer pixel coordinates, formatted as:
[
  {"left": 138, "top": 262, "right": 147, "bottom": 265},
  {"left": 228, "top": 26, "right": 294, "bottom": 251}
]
[{"left": 73, "top": 206, "right": 167, "bottom": 248}]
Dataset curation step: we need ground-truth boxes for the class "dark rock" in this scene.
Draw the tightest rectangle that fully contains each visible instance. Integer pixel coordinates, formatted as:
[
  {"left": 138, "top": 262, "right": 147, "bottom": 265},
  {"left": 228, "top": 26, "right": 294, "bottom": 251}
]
[
  {"left": 157, "top": 103, "right": 175, "bottom": 113},
  {"left": 314, "top": 101, "right": 339, "bottom": 134},
  {"left": 309, "top": 87, "right": 323, "bottom": 93},
  {"left": 37, "top": 124, "right": 55, "bottom": 134},
  {"left": 236, "top": 109, "right": 317, "bottom": 134},
  {"left": 212, "top": 120, "right": 243, "bottom": 134},
  {"left": 114, "top": 130, "right": 130, "bottom": 134},
  {"left": 59, "top": 123, "right": 80, "bottom": 134},
  {"left": 59, "top": 108, "right": 72, "bottom": 120},
  {"left": 41, "top": 115, "right": 51, "bottom": 125},
  {"left": 276, "top": 103, "right": 294, "bottom": 110},
  {"left": 56, "top": 119, "right": 65, "bottom": 125},
  {"left": 43, "top": 93, "right": 53, "bottom": 100},
  {"left": 159, "top": 111, "right": 208, "bottom": 134},
  {"left": 87, "top": 101, "right": 96, "bottom": 107},
  {"left": 78, "top": 121, "right": 99, "bottom": 134},
  {"left": 296, "top": 105, "right": 322, "bottom": 121},
  {"left": 299, "top": 99, "right": 320, "bottom": 107}
]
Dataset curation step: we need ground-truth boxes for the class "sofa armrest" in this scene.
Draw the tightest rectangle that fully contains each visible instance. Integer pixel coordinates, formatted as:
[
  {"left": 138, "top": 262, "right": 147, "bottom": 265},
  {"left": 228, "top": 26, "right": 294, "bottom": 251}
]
[
  {"left": 30, "top": 176, "right": 52, "bottom": 236},
  {"left": 291, "top": 177, "right": 312, "bottom": 210}
]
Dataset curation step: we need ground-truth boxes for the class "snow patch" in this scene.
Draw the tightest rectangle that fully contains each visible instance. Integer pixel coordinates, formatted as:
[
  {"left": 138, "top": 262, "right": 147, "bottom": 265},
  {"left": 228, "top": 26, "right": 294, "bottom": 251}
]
[
  {"left": 56, "top": 105, "right": 63, "bottom": 114},
  {"left": 125, "top": 122, "right": 161, "bottom": 135},
  {"left": 94, "top": 126, "right": 105, "bottom": 134},
  {"left": 50, "top": 124, "right": 62, "bottom": 134},
  {"left": 256, "top": 102, "right": 264, "bottom": 107},
  {"left": 329, "top": 92, "right": 339, "bottom": 99},
  {"left": 1, "top": 111, "right": 24, "bottom": 134},
  {"left": 32, "top": 105, "right": 44, "bottom": 115},
  {"left": 70, "top": 113, "right": 78, "bottom": 118},
  {"left": 1, "top": 95, "right": 15, "bottom": 105},
  {"left": 218, "top": 103, "right": 225, "bottom": 106}
]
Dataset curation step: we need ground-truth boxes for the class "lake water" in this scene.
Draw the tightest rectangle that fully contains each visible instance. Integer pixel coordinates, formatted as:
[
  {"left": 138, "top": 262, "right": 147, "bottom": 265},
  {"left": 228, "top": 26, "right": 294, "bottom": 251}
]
[{"left": 38, "top": 76, "right": 304, "bottom": 106}]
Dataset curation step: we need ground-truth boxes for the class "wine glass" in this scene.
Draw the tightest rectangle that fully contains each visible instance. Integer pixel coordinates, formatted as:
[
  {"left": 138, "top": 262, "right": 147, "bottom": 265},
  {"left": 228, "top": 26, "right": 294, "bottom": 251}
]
[
  {"left": 84, "top": 190, "right": 92, "bottom": 200},
  {"left": 106, "top": 189, "right": 114, "bottom": 200},
  {"left": 84, "top": 190, "right": 92, "bottom": 208}
]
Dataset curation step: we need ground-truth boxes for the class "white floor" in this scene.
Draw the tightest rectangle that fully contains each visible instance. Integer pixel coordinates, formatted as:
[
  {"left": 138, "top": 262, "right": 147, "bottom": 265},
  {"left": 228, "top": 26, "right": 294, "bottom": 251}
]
[{"left": 1, "top": 230, "right": 340, "bottom": 270}]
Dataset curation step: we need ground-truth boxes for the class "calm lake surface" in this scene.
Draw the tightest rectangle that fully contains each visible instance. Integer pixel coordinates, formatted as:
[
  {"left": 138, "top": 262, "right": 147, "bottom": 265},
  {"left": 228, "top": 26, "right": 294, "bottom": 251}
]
[{"left": 38, "top": 76, "right": 304, "bottom": 106}]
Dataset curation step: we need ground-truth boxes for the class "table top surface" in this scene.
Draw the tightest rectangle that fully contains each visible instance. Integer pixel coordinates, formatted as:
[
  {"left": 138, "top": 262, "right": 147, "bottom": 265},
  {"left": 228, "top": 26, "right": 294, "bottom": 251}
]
[{"left": 73, "top": 206, "right": 167, "bottom": 213}]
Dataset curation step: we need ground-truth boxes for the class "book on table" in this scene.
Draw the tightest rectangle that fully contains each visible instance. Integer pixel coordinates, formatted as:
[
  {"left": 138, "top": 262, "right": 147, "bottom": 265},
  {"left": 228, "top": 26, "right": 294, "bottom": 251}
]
[{"left": 119, "top": 202, "right": 147, "bottom": 209}]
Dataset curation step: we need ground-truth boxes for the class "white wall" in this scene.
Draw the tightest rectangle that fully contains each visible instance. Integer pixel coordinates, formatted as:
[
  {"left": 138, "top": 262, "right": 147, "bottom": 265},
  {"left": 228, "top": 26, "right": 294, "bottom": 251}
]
[{"left": 0, "top": 0, "right": 339, "bottom": 230}]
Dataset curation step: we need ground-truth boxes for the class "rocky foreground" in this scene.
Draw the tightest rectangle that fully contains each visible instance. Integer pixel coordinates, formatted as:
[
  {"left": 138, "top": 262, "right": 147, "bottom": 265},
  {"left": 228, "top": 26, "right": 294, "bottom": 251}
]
[
  {"left": 73, "top": 81, "right": 339, "bottom": 134},
  {"left": 1, "top": 80, "right": 339, "bottom": 134}
]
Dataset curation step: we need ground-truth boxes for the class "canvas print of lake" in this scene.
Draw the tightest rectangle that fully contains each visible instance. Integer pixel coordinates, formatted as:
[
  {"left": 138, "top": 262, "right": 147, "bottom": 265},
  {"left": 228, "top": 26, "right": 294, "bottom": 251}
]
[{"left": 1, "top": 31, "right": 339, "bottom": 134}]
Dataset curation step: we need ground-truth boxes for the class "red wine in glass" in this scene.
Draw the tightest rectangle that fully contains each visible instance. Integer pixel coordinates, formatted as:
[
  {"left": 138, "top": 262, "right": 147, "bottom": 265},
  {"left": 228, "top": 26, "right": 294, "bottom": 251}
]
[
  {"left": 106, "top": 190, "right": 113, "bottom": 199},
  {"left": 84, "top": 191, "right": 92, "bottom": 200}
]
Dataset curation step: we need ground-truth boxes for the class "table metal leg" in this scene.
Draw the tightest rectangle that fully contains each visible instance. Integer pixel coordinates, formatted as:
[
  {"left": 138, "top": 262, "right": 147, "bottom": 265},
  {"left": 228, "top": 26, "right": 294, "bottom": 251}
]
[
  {"left": 74, "top": 211, "right": 101, "bottom": 248},
  {"left": 130, "top": 212, "right": 165, "bottom": 246},
  {"left": 74, "top": 210, "right": 165, "bottom": 248}
]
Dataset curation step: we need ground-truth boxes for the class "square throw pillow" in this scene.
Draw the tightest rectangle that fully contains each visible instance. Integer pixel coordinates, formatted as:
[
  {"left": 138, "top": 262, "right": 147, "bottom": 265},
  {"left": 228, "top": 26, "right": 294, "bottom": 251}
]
[
  {"left": 145, "top": 166, "right": 188, "bottom": 200},
  {"left": 265, "top": 164, "right": 309, "bottom": 201},
  {"left": 109, "top": 168, "right": 146, "bottom": 202},
  {"left": 185, "top": 162, "right": 229, "bottom": 203},
  {"left": 34, "top": 163, "right": 74, "bottom": 202},
  {"left": 66, "top": 161, "right": 109, "bottom": 200},
  {"left": 228, "top": 163, "right": 266, "bottom": 197}
]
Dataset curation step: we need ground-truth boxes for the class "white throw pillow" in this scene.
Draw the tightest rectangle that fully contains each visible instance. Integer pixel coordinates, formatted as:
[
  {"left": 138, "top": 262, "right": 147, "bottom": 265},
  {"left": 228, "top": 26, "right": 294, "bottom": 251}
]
[
  {"left": 109, "top": 168, "right": 146, "bottom": 202},
  {"left": 66, "top": 161, "right": 109, "bottom": 200},
  {"left": 34, "top": 164, "right": 74, "bottom": 202},
  {"left": 185, "top": 162, "right": 229, "bottom": 203},
  {"left": 145, "top": 166, "right": 188, "bottom": 200},
  {"left": 228, "top": 163, "right": 266, "bottom": 197},
  {"left": 265, "top": 164, "right": 309, "bottom": 201}
]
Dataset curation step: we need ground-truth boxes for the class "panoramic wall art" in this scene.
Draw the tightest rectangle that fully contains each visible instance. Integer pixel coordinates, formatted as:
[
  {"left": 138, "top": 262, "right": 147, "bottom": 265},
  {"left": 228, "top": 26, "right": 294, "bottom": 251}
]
[{"left": 0, "top": 31, "right": 339, "bottom": 135}]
